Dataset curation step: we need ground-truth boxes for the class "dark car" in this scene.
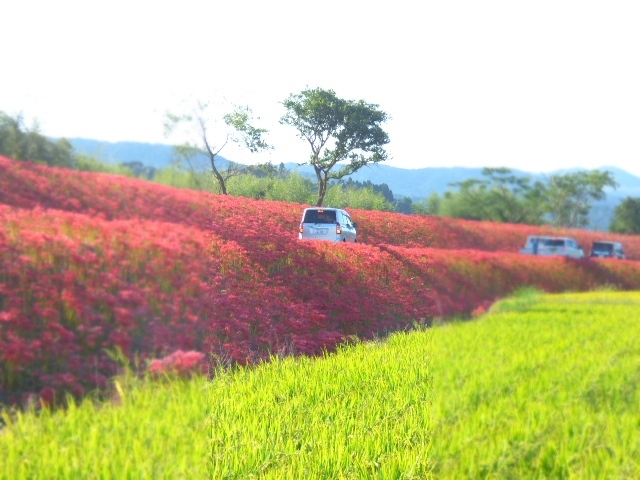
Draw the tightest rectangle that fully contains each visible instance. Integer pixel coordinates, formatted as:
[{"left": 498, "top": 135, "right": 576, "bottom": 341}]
[{"left": 590, "top": 241, "right": 626, "bottom": 259}]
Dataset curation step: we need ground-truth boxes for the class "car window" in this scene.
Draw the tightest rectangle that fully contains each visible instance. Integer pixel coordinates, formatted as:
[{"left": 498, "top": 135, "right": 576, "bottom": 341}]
[
  {"left": 593, "top": 242, "right": 613, "bottom": 253},
  {"left": 544, "top": 239, "right": 565, "bottom": 247},
  {"left": 303, "top": 209, "right": 336, "bottom": 223},
  {"left": 344, "top": 213, "right": 353, "bottom": 227},
  {"left": 528, "top": 236, "right": 540, "bottom": 246}
]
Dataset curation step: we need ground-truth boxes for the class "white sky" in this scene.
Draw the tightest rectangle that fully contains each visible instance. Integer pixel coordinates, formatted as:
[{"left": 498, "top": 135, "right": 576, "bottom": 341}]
[{"left": 2, "top": 1, "right": 640, "bottom": 176}]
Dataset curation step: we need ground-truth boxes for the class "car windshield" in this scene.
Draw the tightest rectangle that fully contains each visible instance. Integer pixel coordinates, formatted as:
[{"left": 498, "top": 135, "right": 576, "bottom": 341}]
[
  {"left": 543, "top": 239, "right": 566, "bottom": 247},
  {"left": 303, "top": 209, "right": 336, "bottom": 224},
  {"left": 592, "top": 242, "right": 613, "bottom": 252},
  {"left": 530, "top": 237, "right": 549, "bottom": 244}
]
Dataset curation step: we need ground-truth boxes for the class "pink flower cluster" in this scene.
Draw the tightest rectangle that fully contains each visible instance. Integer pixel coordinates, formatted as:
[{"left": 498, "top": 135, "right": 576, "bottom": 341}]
[{"left": 148, "top": 350, "right": 206, "bottom": 378}]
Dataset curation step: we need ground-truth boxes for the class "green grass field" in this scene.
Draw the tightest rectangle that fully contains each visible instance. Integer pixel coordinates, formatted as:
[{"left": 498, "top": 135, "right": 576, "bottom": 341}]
[{"left": 2, "top": 290, "right": 639, "bottom": 479}]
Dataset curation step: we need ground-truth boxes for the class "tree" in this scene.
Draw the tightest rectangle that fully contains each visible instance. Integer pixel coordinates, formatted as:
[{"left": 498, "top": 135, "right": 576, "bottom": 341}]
[
  {"left": 542, "top": 170, "right": 618, "bottom": 228},
  {"left": 609, "top": 197, "right": 640, "bottom": 234},
  {"left": 244, "top": 161, "right": 289, "bottom": 179},
  {"left": 338, "top": 178, "right": 395, "bottom": 203},
  {"left": 434, "top": 168, "right": 618, "bottom": 228},
  {"left": 280, "top": 87, "right": 390, "bottom": 206},
  {"left": 164, "top": 101, "right": 270, "bottom": 194},
  {"left": 442, "top": 168, "right": 547, "bottom": 224},
  {"left": 395, "top": 196, "right": 414, "bottom": 214},
  {"left": 412, "top": 192, "right": 441, "bottom": 216},
  {"left": 0, "top": 111, "right": 75, "bottom": 168}
]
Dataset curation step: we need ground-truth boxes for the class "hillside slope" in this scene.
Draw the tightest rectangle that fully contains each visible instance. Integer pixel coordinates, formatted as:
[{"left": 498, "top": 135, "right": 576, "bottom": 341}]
[{"left": 2, "top": 156, "right": 640, "bottom": 407}]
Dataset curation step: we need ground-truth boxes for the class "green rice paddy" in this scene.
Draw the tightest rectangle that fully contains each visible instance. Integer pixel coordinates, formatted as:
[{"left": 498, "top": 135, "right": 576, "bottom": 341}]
[{"left": 2, "top": 290, "right": 639, "bottom": 479}]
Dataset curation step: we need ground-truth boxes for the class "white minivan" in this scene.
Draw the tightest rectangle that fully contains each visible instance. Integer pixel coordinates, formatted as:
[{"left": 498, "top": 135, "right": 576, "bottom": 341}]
[{"left": 298, "top": 207, "right": 358, "bottom": 243}]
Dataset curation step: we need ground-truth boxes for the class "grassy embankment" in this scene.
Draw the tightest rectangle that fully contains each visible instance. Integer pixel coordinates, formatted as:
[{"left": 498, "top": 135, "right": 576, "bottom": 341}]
[{"left": 1, "top": 289, "right": 639, "bottom": 479}]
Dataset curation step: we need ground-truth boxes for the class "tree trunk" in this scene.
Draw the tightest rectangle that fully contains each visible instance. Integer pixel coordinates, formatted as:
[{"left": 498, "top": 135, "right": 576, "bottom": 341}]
[
  {"left": 209, "top": 155, "right": 228, "bottom": 195},
  {"left": 314, "top": 166, "right": 326, "bottom": 206},
  {"left": 316, "top": 182, "right": 326, "bottom": 206}
]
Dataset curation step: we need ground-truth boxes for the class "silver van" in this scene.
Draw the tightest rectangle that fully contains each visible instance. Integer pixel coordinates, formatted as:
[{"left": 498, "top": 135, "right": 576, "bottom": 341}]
[
  {"left": 537, "top": 237, "right": 585, "bottom": 258},
  {"left": 298, "top": 207, "right": 358, "bottom": 243},
  {"left": 520, "top": 235, "right": 555, "bottom": 255}
]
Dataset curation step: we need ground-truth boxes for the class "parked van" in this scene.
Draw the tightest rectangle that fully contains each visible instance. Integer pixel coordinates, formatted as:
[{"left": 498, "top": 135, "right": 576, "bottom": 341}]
[
  {"left": 520, "top": 235, "right": 555, "bottom": 255},
  {"left": 298, "top": 207, "right": 358, "bottom": 243},
  {"left": 590, "top": 241, "right": 626, "bottom": 259},
  {"left": 537, "top": 237, "right": 585, "bottom": 258}
]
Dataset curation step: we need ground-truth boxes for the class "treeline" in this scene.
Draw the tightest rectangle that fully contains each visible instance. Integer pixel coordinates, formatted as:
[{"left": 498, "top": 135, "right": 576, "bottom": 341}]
[
  {"left": 0, "top": 111, "right": 138, "bottom": 177},
  {"left": 151, "top": 160, "right": 399, "bottom": 212},
  {"left": 2, "top": 110, "right": 639, "bottom": 232},
  {"left": 418, "top": 167, "right": 618, "bottom": 229},
  {"left": 0, "top": 112, "right": 75, "bottom": 168},
  {"left": 423, "top": 168, "right": 640, "bottom": 233}
]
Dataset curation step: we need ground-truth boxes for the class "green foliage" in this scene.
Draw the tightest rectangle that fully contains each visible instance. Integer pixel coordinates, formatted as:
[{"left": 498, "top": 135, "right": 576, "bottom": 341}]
[
  {"left": 413, "top": 192, "right": 441, "bottom": 215},
  {"left": 223, "top": 106, "right": 271, "bottom": 153},
  {"left": 263, "top": 173, "right": 316, "bottom": 204},
  {"left": 164, "top": 101, "right": 270, "bottom": 195},
  {"left": 154, "top": 165, "right": 213, "bottom": 191},
  {"left": 609, "top": 196, "right": 640, "bottom": 234},
  {"left": 225, "top": 173, "right": 274, "bottom": 199},
  {"left": 438, "top": 189, "right": 482, "bottom": 220},
  {"left": 394, "top": 196, "right": 413, "bottom": 214},
  {"left": 338, "top": 178, "right": 395, "bottom": 203},
  {"left": 74, "top": 155, "right": 136, "bottom": 177},
  {"left": 0, "top": 111, "right": 143, "bottom": 178},
  {"left": 0, "top": 111, "right": 76, "bottom": 168},
  {"left": 280, "top": 87, "right": 390, "bottom": 206},
  {"left": 226, "top": 172, "right": 314, "bottom": 203},
  {"left": 435, "top": 167, "right": 618, "bottom": 229},
  {"left": 543, "top": 170, "right": 618, "bottom": 228},
  {"left": 225, "top": 172, "right": 396, "bottom": 209},
  {"left": 119, "top": 161, "right": 158, "bottom": 180},
  {"left": 442, "top": 168, "right": 546, "bottom": 223},
  {"left": 324, "top": 184, "right": 395, "bottom": 211},
  {"left": 244, "top": 161, "right": 289, "bottom": 179}
]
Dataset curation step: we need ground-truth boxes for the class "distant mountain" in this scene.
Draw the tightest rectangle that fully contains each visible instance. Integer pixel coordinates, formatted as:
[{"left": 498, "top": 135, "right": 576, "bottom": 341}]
[
  {"left": 598, "top": 165, "right": 640, "bottom": 198},
  {"left": 69, "top": 138, "right": 177, "bottom": 169},
  {"left": 69, "top": 138, "right": 640, "bottom": 230},
  {"left": 68, "top": 138, "right": 233, "bottom": 171}
]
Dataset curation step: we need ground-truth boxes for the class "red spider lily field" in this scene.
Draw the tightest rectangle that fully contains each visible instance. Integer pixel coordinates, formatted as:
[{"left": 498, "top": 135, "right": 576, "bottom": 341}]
[{"left": 2, "top": 155, "right": 640, "bottom": 408}]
